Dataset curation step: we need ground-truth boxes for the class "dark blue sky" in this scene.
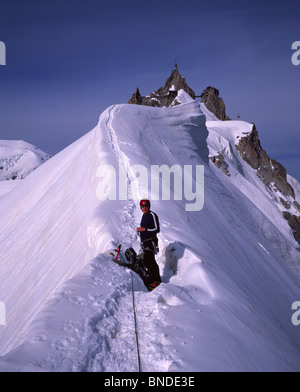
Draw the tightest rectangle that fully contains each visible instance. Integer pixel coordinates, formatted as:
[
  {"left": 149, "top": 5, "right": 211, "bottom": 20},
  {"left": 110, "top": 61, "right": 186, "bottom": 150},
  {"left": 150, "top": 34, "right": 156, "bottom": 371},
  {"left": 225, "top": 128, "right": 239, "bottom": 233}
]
[{"left": 0, "top": 0, "right": 299, "bottom": 181}]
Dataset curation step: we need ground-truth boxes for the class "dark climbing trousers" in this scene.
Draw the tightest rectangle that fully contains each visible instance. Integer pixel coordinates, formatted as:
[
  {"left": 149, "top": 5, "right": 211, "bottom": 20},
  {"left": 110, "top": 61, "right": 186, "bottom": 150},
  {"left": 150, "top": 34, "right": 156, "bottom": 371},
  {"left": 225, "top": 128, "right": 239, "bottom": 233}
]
[{"left": 142, "top": 241, "right": 161, "bottom": 284}]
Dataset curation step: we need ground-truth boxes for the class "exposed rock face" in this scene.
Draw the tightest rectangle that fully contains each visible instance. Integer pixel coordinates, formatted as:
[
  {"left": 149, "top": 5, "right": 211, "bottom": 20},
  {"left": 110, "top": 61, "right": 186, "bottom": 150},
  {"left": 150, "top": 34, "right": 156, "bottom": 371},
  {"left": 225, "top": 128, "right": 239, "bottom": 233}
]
[
  {"left": 128, "top": 88, "right": 143, "bottom": 105},
  {"left": 282, "top": 212, "right": 300, "bottom": 245},
  {"left": 236, "top": 124, "right": 300, "bottom": 245},
  {"left": 236, "top": 125, "right": 295, "bottom": 198},
  {"left": 294, "top": 200, "right": 300, "bottom": 212},
  {"left": 209, "top": 154, "right": 230, "bottom": 177},
  {"left": 128, "top": 66, "right": 195, "bottom": 108},
  {"left": 200, "top": 87, "right": 230, "bottom": 121}
]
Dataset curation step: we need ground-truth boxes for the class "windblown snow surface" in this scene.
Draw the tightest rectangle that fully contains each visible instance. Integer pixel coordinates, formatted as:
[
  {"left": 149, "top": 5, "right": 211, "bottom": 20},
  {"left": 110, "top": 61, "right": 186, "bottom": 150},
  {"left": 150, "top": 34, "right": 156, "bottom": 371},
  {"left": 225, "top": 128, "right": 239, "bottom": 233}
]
[{"left": 0, "top": 94, "right": 300, "bottom": 372}]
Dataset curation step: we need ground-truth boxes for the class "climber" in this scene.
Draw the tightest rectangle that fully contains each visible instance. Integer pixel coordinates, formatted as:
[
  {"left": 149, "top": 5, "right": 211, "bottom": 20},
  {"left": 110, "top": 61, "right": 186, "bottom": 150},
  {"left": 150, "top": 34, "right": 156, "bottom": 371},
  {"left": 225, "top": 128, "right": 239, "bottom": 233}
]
[{"left": 136, "top": 199, "right": 161, "bottom": 290}]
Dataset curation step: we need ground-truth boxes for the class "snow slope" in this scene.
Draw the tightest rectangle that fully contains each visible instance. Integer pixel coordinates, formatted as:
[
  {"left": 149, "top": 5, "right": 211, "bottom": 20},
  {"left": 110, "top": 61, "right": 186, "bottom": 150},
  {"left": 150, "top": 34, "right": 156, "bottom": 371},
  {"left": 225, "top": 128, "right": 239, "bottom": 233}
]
[
  {"left": 0, "top": 98, "right": 300, "bottom": 371},
  {"left": 0, "top": 180, "right": 21, "bottom": 198}
]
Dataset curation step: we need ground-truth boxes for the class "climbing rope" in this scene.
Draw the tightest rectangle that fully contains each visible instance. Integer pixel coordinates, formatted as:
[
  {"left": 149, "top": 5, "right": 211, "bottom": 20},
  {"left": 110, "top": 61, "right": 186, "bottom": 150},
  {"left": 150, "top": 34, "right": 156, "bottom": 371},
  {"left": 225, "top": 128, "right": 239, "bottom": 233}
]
[
  {"left": 131, "top": 272, "right": 142, "bottom": 373},
  {"left": 99, "top": 216, "right": 142, "bottom": 371}
]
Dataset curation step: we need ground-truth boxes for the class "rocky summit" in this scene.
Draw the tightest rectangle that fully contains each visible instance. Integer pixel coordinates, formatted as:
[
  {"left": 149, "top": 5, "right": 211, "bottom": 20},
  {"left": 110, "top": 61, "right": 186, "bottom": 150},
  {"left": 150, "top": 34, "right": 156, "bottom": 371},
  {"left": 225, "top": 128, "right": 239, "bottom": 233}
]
[
  {"left": 235, "top": 124, "right": 300, "bottom": 244},
  {"left": 236, "top": 125, "right": 295, "bottom": 198},
  {"left": 128, "top": 64, "right": 195, "bottom": 108},
  {"left": 200, "top": 86, "right": 230, "bottom": 121}
]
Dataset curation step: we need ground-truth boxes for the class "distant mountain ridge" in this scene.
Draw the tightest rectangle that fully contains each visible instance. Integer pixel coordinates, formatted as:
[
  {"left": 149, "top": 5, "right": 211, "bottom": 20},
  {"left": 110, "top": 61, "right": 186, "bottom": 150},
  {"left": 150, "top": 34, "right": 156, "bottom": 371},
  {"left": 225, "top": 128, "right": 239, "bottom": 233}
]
[{"left": 0, "top": 140, "right": 50, "bottom": 181}]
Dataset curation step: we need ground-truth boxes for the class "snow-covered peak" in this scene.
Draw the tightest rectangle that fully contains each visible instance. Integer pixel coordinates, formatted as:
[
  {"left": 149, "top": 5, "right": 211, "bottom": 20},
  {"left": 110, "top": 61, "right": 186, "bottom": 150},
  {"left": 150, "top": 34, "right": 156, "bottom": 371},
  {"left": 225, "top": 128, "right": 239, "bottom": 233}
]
[{"left": 0, "top": 140, "right": 50, "bottom": 181}]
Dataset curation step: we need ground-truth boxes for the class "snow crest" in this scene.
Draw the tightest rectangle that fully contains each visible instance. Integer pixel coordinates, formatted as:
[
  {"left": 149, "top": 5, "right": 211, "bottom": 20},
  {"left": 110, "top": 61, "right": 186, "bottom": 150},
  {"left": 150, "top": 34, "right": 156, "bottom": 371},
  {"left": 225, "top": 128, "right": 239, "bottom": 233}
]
[{"left": 0, "top": 102, "right": 300, "bottom": 371}]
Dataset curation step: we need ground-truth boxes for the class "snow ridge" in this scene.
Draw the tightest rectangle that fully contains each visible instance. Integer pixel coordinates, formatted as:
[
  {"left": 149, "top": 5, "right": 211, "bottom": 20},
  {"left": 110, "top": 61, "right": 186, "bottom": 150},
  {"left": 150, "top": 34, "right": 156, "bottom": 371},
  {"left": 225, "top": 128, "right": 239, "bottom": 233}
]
[{"left": 0, "top": 102, "right": 300, "bottom": 371}]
